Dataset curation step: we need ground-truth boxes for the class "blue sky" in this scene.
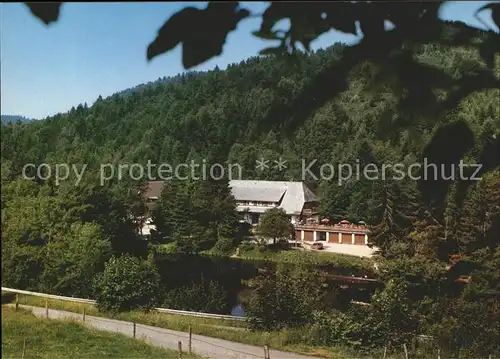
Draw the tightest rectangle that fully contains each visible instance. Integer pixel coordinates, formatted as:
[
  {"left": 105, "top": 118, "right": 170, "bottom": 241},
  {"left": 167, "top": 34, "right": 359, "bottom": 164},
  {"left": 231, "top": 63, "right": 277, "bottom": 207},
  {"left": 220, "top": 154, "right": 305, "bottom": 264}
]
[{"left": 1, "top": 1, "right": 498, "bottom": 119}]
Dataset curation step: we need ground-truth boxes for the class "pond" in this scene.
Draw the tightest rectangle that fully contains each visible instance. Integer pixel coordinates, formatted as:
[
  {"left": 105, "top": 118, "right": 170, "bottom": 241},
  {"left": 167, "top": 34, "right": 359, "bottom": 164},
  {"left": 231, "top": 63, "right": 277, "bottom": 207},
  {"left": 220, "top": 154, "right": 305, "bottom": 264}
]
[
  {"left": 230, "top": 303, "right": 246, "bottom": 317},
  {"left": 154, "top": 252, "right": 377, "bottom": 316}
]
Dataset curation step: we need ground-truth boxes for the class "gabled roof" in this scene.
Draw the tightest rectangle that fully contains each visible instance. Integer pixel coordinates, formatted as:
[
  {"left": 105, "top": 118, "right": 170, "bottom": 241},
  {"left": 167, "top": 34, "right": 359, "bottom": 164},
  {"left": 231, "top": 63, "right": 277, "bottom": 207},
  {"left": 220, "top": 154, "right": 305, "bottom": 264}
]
[
  {"left": 229, "top": 180, "right": 318, "bottom": 215},
  {"left": 230, "top": 181, "right": 286, "bottom": 202},
  {"left": 302, "top": 182, "right": 317, "bottom": 202},
  {"left": 144, "top": 180, "right": 318, "bottom": 215}
]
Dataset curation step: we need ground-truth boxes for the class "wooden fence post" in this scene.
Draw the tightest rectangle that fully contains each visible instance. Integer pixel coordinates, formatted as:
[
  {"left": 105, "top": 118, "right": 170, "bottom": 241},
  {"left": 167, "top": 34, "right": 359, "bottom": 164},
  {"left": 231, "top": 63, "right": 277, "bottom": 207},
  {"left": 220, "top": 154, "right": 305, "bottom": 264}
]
[
  {"left": 83, "top": 308, "right": 86, "bottom": 322},
  {"left": 45, "top": 299, "right": 49, "bottom": 318},
  {"left": 21, "top": 338, "right": 26, "bottom": 359},
  {"left": 188, "top": 325, "right": 192, "bottom": 355},
  {"left": 178, "top": 341, "right": 183, "bottom": 359},
  {"left": 15, "top": 294, "right": 19, "bottom": 311},
  {"left": 133, "top": 322, "right": 136, "bottom": 339},
  {"left": 403, "top": 344, "right": 408, "bottom": 359}
]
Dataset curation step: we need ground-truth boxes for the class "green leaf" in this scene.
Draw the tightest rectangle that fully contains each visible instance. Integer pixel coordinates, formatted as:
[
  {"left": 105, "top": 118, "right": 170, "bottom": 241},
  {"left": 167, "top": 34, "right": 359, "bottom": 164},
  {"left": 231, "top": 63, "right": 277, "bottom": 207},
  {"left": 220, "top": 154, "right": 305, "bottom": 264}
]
[
  {"left": 148, "top": 3, "right": 249, "bottom": 68},
  {"left": 358, "top": 4, "right": 386, "bottom": 40},
  {"left": 24, "top": 2, "right": 63, "bottom": 25},
  {"left": 323, "top": 3, "right": 358, "bottom": 35},
  {"left": 147, "top": 7, "right": 200, "bottom": 61},
  {"left": 258, "top": 3, "right": 294, "bottom": 34},
  {"left": 183, "top": 6, "right": 250, "bottom": 69}
]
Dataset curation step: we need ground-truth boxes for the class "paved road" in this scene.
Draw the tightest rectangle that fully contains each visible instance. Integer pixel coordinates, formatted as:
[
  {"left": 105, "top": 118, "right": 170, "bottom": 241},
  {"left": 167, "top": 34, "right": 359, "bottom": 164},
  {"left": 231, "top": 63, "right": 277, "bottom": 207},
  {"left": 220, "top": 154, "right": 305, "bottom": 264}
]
[{"left": 13, "top": 305, "right": 322, "bottom": 359}]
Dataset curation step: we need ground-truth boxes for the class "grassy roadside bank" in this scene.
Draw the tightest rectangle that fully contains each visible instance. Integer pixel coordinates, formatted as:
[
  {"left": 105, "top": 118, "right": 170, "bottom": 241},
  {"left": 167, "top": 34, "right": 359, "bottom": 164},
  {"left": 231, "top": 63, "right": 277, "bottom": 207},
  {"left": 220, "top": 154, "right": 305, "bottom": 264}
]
[
  {"left": 2, "top": 306, "right": 199, "bottom": 358},
  {"left": 2, "top": 292, "right": 361, "bottom": 358}
]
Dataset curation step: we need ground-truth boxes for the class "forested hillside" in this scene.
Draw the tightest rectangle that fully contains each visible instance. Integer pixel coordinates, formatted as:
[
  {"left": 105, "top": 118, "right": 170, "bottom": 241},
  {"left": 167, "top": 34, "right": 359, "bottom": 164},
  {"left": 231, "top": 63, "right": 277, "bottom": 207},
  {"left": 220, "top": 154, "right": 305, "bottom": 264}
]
[
  {"left": 1, "top": 20, "right": 499, "bottom": 357},
  {"left": 2, "top": 23, "right": 498, "bottom": 226},
  {"left": 1, "top": 115, "right": 33, "bottom": 124}
]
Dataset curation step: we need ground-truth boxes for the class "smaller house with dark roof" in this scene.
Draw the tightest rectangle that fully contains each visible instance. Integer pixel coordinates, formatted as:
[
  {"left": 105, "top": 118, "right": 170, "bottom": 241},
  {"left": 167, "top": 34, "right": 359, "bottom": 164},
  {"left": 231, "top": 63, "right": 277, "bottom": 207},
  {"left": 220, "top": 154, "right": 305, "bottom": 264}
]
[{"left": 144, "top": 181, "right": 164, "bottom": 211}]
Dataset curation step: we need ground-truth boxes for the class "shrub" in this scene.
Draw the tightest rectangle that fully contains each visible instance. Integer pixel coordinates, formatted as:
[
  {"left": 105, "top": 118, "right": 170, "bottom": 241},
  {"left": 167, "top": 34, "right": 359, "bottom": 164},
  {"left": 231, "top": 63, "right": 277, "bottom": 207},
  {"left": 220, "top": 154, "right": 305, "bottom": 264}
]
[
  {"left": 306, "top": 310, "right": 348, "bottom": 346},
  {"left": 151, "top": 242, "right": 179, "bottom": 254},
  {"left": 355, "top": 279, "right": 419, "bottom": 350},
  {"left": 267, "top": 239, "right": 290, "bottom": 250},
  {"left": 93, "top": 255, "right": 160, "bottom": 312},
  {"left": 162, "top": 280, "right": 231, "bottom": 314},
  {"left": 237, "top": 242, "right": 254, "bottom": 252},
  {"left": 211, "top": 237, "right": 236, "bottom": 255},
  {"left": 246, "top": 264, "right": 325, "bottom": 330}
]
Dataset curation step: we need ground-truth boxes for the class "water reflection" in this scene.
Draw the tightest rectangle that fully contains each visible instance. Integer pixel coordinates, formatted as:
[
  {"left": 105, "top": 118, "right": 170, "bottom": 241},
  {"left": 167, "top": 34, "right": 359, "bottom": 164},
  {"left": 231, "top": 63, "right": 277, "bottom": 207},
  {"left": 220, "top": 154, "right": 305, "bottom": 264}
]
[{"left": 231, "top": 304, "right": 245, "bottom": 317}]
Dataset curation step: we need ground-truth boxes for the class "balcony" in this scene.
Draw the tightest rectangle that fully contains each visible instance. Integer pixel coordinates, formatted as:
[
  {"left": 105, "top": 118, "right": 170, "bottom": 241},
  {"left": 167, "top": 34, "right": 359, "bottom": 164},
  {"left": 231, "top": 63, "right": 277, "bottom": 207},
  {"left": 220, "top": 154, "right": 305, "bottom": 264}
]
[
  {"left": 294, "top": 223, "right": 370, "bottom": 234},
  {"left": 236, "top": 201, "right": 278, "bottom": 207}
]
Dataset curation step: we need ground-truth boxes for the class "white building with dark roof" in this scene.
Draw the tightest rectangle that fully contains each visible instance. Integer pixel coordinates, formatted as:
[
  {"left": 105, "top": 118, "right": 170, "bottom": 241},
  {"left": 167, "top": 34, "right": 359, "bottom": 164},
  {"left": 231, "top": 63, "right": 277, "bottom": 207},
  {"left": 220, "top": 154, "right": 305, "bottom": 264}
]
[
  {"left": 141, "top": 180, "right": 375, "bottom": 256},
  {"left": 230, "top": 180, "right": 319, "bottom": 225},
  {"left": 143, "top": 180, "right": 319, "bottom": 227}
]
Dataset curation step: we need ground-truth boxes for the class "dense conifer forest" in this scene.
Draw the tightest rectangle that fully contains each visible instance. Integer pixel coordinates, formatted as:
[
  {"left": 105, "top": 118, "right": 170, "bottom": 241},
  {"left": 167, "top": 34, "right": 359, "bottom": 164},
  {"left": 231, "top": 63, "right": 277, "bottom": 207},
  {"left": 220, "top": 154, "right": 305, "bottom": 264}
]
[{"left": 1, "top": 20, "right": 499, "bottom": 357}]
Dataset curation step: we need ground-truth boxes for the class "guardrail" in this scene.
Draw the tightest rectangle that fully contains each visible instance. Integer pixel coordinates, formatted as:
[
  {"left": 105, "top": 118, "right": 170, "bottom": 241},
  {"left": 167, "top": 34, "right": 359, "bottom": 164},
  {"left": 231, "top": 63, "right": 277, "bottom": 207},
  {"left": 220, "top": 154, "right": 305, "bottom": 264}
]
[
  {"left": 2, "top": 287, "right": 96, "bottom": 304},
  {"left": 1, "top": 287, "right": 246, "bottom": 322},
  {"left": 156, "top": 307, "right": 245, "bottom": 321}
]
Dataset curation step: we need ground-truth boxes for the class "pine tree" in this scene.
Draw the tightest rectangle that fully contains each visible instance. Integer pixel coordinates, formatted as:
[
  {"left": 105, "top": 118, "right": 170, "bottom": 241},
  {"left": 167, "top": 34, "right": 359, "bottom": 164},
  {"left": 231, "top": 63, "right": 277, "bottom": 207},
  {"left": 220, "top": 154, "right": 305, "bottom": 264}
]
[
  {"left": 152, "top": 179, "right": 188, "bottom": 241},
  {"left": 410, "top": 205, "right": 447, "bottom": 259},
  {"left": 152, "top": 181, "right": 173, "bottom": 240},
  {"left": 456, "top": 170, "right": 500, "bottom": 256},
  {"left": 371, "top": 178, "right": 421, "bottom": 257},
  {"left": 456, "top": 182, "right": 484, "bottom": 255},
  {"left": 209, "top": 177, "right": 240, "bottom": 241}
]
